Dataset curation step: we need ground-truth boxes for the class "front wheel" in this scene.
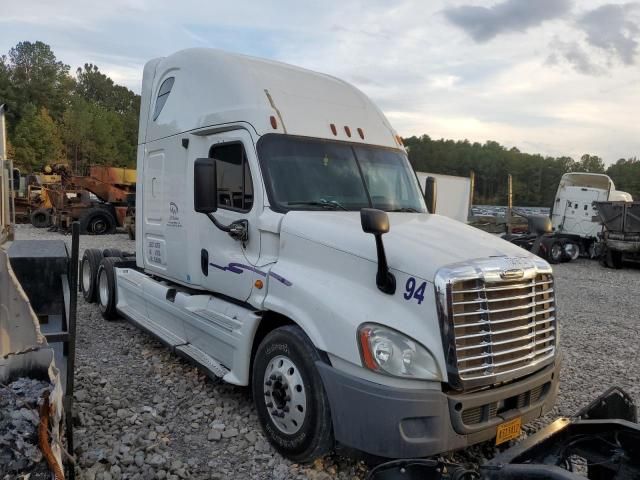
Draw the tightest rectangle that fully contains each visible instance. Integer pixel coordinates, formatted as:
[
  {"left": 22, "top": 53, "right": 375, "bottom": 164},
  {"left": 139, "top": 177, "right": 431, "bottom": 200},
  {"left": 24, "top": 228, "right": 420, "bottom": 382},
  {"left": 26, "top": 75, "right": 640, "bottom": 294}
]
[{"left": 252, "top": 325, "right": 334, "bottom": 462}]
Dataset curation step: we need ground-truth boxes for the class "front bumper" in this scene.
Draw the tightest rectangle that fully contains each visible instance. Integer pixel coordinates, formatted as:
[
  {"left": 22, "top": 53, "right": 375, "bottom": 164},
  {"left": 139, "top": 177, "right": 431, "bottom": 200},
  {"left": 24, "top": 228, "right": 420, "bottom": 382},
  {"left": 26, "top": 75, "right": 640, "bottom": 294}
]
[{"left": 317, "top": 359, "right": 560, "bottom": 459}]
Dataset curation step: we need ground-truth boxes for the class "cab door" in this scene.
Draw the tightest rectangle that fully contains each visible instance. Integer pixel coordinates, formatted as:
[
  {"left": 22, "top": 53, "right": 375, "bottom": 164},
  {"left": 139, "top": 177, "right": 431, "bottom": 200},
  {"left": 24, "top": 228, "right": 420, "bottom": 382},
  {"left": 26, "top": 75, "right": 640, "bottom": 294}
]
[{"left": 197, "top": 130, "right": 262, "bottom": 302}]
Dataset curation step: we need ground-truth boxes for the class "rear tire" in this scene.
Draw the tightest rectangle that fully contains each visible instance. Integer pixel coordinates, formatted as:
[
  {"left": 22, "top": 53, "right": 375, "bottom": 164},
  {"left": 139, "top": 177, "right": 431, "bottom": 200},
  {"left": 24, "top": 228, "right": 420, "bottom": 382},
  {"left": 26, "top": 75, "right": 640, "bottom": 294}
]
[
  {"left": 102, "top": 248, "right": 122, "bottom": 258},
  {"left": 80, "top": 208, "right": 116, "bottom": 235},
  {"left": 604, "top": 247, "right": 623, "bottom": 269},
  {"left": 252, "top": 325, "right": 334, "bottom": 462},
  {"left": 547, "top": 241, "right": 563, "bottom": 264},
  {"left": 80, "top": 249, "right": 104, "bottom": 303},
  {"left": 561, "top": 240, "right": 579, "bottom": 262},
  {"left": 30, "top": 208, "right": 52, "bottom": 228},
  {"left": 97, "top": 257, "right": 120, "bottom": 320}
]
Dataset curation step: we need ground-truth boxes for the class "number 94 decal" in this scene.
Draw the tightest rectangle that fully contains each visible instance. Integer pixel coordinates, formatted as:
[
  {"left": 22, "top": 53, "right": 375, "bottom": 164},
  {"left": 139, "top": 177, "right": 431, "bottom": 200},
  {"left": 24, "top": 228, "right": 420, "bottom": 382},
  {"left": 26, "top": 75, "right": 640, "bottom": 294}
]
[{"left": 403, "top": 277, "right": 427, "bottom": 305}]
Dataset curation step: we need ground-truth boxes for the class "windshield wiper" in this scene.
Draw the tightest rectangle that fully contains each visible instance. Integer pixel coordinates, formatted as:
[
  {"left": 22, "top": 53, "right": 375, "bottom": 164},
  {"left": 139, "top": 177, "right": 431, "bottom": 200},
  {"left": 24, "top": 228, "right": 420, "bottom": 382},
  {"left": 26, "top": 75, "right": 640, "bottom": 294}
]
[
  {"left": 388, "top": 207, "right": 420, "bottom": 213},
  {"left": 286, "top": 200, "right": 348, "bottom": 211}
]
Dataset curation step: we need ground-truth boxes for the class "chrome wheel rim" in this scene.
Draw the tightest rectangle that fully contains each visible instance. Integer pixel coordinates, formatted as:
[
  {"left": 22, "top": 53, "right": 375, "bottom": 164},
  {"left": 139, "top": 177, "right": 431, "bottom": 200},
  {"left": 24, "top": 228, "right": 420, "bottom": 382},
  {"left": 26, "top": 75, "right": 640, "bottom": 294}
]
[
  {"left": 98, "top": 270, "right": 109, "bottom": 307},
  {"left": 82, "top": 258, "right": 91, "bottom": 292},
  {"left": 564, "top": 243, "right": 579, "bottom": 260},
  {"left": 551, "top": 243, "right": 562, "bottom": 260},
  {"left": 263, "top": 355, "right": 307, "bottom": 434}
]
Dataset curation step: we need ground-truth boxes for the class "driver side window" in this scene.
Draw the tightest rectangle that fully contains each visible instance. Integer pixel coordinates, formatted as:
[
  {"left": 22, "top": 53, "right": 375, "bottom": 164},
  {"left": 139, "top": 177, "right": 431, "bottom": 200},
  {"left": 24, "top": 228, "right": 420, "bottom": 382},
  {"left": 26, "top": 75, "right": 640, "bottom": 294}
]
[{"left": 209, "top": 143, "right": 254, "bottom": 212}]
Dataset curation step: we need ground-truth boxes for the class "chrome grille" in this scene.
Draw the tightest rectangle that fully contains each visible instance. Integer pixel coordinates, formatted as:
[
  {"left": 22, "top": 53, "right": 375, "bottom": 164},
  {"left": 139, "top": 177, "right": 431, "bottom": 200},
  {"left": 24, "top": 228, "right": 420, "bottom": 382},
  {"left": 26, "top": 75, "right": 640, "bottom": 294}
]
[{"left": 436, "top": 257, "right": 558, "bottom": 390}]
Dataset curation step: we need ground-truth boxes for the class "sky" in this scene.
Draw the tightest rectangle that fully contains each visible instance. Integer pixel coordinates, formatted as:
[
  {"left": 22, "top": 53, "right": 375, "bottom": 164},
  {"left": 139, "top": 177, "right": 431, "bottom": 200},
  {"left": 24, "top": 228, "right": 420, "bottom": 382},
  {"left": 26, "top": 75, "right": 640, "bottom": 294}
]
[{"left": 1, "top": 0, "right": 639, "bottom": 164}]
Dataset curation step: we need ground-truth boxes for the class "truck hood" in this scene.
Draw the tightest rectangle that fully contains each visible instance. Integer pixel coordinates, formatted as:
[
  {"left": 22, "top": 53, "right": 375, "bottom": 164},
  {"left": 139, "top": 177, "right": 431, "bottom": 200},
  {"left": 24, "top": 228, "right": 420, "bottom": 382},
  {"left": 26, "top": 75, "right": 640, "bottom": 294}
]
[{"left": 280, "top": 212, "right": 533, "bottom": 281}]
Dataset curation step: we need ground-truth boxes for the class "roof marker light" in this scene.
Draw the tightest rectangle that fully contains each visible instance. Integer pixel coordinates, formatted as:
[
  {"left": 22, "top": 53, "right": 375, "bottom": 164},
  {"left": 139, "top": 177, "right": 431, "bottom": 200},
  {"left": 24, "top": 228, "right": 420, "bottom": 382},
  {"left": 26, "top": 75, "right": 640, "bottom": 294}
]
[
  {"left": 396, "top": 135, "right": 404, "bottom": 146},
  {"left": 270, "top": 115, "right": 278, "bottom": 129},
  {"left": 344, "top": 126, "right": 352, "bottom": 138},
  {"left": 330, "top": 123, "right": 337, "bottom": 136},
  {"left": 357, "top": 128, "right": 364, "bottom": 140}
]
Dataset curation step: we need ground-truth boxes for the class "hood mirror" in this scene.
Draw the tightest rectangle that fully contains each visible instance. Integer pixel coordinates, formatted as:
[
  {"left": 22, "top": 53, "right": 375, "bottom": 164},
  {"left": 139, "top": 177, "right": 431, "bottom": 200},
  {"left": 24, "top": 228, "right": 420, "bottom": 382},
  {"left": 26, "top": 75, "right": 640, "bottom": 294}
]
[
  {"left": 424, "top": 176, "right": 437, "bottom": 214},
  {"left": 361, "top": 208, "right": 396, "bottom": 295}
]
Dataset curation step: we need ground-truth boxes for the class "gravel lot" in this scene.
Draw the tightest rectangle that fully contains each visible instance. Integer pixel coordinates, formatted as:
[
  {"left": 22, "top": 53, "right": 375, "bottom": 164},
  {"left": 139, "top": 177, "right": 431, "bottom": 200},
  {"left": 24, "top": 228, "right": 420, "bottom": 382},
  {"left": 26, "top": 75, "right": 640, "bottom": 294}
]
[{"left": 13, "top": 224, "right": 640, "bottom": 479}]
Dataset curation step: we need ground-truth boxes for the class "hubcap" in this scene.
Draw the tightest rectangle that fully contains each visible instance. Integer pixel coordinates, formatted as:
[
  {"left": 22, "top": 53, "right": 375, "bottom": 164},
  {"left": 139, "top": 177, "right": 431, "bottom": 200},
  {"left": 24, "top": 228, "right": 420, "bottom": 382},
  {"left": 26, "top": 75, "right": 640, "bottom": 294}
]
[
  {"left": 551, "top": 244, "right": 562, "bottom": 259},
  {"left": 82, "top": 258, "right": 91, "bottom": 292},
  {"left": 92, "top": 217, "right": 107, "bottom": 234},
  {"left": 263, "top": 355, "right": 307, "bottom": 434},
  {"left": 98, "top": 270, "right": 109, "bottom": 307}
]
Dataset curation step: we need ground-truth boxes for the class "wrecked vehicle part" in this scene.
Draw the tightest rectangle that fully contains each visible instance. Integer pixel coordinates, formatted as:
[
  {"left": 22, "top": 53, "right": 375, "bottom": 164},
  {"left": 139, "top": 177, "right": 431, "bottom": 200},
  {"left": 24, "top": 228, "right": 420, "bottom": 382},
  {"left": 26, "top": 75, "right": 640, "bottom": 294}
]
[
  {"left": 482, "top": 418, "right": 640, "bottom": 479},
  {"left": 366, "top": 388, "right": 640, "bottom": 480},
  {"left": 483, "top": 387, "right": 640, "bottom": 480}
]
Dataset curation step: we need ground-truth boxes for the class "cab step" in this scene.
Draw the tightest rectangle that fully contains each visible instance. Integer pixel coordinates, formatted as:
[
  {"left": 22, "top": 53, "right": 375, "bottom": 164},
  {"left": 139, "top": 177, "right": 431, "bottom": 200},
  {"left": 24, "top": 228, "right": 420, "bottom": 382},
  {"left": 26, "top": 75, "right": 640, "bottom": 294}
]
[{"left": 175, "top": 343, "right": 230, "bottom": 380}]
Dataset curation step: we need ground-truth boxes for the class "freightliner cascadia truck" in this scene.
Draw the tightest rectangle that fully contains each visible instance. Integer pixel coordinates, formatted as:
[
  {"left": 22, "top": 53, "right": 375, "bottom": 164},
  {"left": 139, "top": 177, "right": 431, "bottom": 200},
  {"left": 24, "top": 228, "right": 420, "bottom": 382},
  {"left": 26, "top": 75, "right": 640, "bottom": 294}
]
[{"left": 80, "top": 49, "right": 560, "bottom": 461}]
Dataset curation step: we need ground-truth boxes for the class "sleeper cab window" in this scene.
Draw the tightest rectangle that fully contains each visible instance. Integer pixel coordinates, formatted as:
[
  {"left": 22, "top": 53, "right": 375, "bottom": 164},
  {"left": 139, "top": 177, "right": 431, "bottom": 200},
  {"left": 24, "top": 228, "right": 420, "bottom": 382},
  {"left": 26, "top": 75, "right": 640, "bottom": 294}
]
[
  {"left": 210, "top": 143, "right": 254, "bottom": 212},
  {"left": 153, "top": 77, "right": 175, "bottom": 121}
]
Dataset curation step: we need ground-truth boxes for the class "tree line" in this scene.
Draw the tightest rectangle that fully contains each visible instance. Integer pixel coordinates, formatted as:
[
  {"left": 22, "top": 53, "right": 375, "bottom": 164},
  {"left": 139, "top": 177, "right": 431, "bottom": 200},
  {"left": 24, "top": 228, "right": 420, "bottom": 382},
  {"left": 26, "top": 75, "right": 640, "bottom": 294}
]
[
  {"left": 1, "top": 41, "right": 636, "bottom": 206},
  {"left": 0, "top": 41, "right": 139, "bottom": 173},
  {"left": 405, "top": 135, "right": 638, "bottom": 206}
]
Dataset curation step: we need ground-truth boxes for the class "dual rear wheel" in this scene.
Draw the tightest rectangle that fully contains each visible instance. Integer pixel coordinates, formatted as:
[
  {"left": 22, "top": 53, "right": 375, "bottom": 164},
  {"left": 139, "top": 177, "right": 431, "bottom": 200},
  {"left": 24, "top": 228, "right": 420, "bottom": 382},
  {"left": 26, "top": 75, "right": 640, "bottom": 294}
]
[{"left": 80, "top": 248, "right": 127, "bottom": 319}]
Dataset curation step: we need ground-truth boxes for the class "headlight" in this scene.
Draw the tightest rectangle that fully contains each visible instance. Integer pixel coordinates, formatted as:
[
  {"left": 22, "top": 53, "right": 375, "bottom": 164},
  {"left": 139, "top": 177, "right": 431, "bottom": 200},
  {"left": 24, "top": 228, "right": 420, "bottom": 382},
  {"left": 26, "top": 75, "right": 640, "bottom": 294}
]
[{"left": 357, "top": 323, "right": 441, "bottom": 380}]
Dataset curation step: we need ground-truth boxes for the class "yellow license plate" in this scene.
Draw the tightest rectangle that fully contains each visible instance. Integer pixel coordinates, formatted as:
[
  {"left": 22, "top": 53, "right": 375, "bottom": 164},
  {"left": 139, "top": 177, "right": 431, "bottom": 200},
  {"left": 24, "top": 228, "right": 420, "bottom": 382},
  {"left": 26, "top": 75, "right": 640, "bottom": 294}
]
[{"left": 495, "top": 417, "right": 522, "bottom": 445}]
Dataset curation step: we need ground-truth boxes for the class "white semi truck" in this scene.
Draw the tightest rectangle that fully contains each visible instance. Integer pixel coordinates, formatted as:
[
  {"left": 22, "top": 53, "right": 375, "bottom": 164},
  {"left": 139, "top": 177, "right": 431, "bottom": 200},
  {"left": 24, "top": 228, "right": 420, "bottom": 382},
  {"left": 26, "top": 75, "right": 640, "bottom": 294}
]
[
  {"left": 551, "top": 172, "right": 632, "bottom": 257},
  {"left": 80, "top": 49, "right": 560, "bottom": 461}
]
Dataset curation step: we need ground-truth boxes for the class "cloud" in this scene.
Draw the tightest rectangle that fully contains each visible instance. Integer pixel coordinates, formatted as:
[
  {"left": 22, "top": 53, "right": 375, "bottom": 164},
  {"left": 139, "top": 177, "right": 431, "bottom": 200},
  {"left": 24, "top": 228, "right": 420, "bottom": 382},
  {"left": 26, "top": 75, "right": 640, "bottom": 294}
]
[
  {"left": 547, "top": 39, "right": 605, "bottom": 75},
  {"left": 0, "top": 0, "right": 638, "bottom": 163},
  {"left": 443, "top": 0, "right": 572, "bottom": 42},
  {"left": 577, "top": 2, "right": 640, "bottom": 65}
]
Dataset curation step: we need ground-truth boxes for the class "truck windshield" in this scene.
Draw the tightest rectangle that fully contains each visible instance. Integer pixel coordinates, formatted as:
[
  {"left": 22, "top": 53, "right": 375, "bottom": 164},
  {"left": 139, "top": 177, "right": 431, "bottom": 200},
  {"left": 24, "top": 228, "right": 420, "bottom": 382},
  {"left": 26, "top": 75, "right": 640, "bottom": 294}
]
[{"left": 258, "top": 135, "right": 426, "bottom": 212}]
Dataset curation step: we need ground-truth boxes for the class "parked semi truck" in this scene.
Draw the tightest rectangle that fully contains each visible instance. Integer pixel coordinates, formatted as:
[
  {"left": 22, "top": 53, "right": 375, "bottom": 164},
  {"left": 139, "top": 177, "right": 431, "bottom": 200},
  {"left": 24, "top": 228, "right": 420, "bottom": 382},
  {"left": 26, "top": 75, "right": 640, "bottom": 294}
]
[
  {"left": 80, "top": 49, "right": 560, "bottom": 461},
  {"left": 551, "top": 172, "right": 632, "bottom": 258}
]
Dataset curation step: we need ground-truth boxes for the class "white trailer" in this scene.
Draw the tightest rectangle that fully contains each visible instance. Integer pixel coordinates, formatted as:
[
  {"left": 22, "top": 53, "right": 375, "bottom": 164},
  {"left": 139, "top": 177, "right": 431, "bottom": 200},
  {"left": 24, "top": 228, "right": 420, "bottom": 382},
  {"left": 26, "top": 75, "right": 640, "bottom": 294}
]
[
  {"left": 415, "top": 172, "right": 471, "bottom": 223},
  {"left": 551, "top": 172, "right": 632, "bottom": 256},
  {"left": 81, "top": 49, "right": 560, "bottom": 461}
]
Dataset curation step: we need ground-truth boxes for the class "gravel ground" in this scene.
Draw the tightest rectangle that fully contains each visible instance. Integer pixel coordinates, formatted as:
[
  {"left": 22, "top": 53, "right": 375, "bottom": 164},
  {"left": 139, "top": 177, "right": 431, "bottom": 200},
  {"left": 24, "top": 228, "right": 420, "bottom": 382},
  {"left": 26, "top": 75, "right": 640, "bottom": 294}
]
[
  {"left": 0, "top": 378, "right": 52, "bottom": 478},
  {"left": 13, "top": 224, "right": 640, "bottom": 479}
]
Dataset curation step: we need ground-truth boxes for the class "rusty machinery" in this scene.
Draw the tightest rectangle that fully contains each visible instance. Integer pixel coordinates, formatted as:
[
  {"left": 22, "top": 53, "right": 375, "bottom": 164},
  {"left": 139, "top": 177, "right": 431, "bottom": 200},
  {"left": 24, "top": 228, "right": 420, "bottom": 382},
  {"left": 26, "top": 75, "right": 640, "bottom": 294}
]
[{"left": 25, "top": 165, "right": 136, "bottom": 236}]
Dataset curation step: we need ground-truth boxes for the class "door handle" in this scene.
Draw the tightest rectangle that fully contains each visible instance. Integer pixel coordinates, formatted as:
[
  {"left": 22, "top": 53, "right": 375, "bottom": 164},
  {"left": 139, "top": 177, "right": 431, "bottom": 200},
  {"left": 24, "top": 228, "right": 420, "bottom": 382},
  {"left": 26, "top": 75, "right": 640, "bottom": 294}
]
[{"left": 201, "top": 249, "right": 209, "bottom": 276}]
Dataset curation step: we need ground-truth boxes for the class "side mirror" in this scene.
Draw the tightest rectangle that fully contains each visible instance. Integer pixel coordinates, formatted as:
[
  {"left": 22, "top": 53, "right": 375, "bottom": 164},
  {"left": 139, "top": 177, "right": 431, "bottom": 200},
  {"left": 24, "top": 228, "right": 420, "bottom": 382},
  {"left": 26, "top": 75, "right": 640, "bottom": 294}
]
[
  {"left": 361, "top": 208, "right": 395, "bottom": 295},
  {"left": 194, "top": 158, "right": 217, "bottom": 213},
  {"left": 424, "top": 176, "right": 437, "bottom": 214},
  {"left": 361, "top": 208, "right": 390, "bottom": 235}
]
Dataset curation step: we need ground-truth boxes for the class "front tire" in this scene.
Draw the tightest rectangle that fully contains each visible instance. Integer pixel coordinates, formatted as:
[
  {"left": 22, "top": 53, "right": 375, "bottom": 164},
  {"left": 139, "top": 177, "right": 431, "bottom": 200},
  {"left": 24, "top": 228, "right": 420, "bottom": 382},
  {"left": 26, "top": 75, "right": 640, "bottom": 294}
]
[
  {"left": 252, "top": 325, "right": 334, "bottom": 462},
  {"left": 97, "top": 257, "right": 120, "bottom": 320}
]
